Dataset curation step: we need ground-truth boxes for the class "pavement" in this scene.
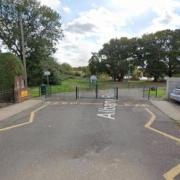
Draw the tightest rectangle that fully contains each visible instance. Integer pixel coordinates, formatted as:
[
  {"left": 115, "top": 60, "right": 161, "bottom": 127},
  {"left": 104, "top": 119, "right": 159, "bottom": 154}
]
[
  {"left": 151, "top": 100, "right": 180, "bottom": 122},
  {"left": 0, "top": 99, "right": 43, "bottom": 121},
  {"left": 0, "top": 98, "right": 179, "bottom": 180}
]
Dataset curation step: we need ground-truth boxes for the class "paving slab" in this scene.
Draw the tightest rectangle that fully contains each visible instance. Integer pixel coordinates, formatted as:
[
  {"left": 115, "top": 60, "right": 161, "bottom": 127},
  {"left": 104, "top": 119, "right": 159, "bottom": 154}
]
[{"left": 151, "top": 100, "right": 180, "bottom": 122}]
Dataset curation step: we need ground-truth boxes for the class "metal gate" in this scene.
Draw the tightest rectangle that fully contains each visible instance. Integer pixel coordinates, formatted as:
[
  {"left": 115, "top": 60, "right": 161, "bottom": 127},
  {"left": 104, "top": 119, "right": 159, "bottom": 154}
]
[
  {"left": 76, "top": 85, "right": 118, "bottom": 100},
  {"left": 44, "top": 84, "right": 161, "bottom": 101}
]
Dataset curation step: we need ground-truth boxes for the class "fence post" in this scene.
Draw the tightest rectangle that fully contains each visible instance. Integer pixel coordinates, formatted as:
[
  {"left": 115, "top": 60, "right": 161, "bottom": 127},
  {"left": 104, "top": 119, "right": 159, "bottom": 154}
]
[
  {"left": 156, "top": 87, "right": 158, "bottom": 98},
  {"left": 96, "top": 84, "right": 98, "bottom": 99},
  {"left": 116, "top": 87, "right": 118, "bottom": 100},
  {"left": 143, "top": 86, "right": 145, "bottom": 98},
  {"left": 76, "top": 86, "right": 78, "bottom": 100},
  {"left": 148, "top": 87, "right": 150, "bottom": 100},
  {"left": 39, "top": 86, "right": 41, "bottom": 97}
]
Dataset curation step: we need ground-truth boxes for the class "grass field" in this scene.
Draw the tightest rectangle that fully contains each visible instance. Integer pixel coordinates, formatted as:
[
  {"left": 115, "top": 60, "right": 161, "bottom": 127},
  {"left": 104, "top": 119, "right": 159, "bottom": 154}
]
[
  {"left": 143, "top": 87, "right": 166, "bottom": 98},
  {"left": 29, "top": 77, "right": 166, "bottom": 98}
]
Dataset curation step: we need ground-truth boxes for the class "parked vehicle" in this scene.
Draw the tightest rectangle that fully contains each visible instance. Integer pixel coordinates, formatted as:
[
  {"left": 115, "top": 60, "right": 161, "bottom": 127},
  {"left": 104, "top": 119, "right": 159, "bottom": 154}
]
[{"left": 170, "top": 87, "right": 180, "bottom": 102}]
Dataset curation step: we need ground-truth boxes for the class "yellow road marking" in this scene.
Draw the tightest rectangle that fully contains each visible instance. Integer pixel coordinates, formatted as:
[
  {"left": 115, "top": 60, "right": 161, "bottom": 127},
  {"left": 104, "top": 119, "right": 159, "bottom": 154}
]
[
  {"left": 144, "top": 108, "right": 180, "bottom": 143},
  {"left": 163, "top": 164, "right": 180, "bottom": 180},
  {"left": 0, "top": 103, "right": 48, "bottom": 132}
]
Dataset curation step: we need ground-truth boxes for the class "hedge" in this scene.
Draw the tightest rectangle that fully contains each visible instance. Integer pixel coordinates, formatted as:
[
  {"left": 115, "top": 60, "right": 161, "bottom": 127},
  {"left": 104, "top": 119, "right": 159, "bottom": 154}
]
[{"left": 0, "top": 53, "right": 23, "bottom": 89}]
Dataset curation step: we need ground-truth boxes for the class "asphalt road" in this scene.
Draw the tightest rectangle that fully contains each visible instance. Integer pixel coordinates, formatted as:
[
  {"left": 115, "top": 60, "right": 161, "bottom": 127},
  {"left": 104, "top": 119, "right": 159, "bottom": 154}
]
[{"left": 0, "top": 98, "right": 179, "bottom": 180}]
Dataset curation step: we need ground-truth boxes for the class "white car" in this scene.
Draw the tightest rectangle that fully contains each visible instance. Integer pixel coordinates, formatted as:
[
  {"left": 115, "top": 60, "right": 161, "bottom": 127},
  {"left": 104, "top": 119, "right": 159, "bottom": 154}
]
[{"left": 170, "top": 87, "right": 180, "bottom": 102}]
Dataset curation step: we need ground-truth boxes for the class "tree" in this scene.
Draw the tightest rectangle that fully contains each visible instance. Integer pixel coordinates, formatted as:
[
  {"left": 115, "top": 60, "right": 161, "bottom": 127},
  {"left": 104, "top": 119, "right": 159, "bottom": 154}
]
[
  {"left": 88, "top": 53, "right": 101, "bottom": 75},
  {"left": 140, "top": 33, "right": 167, "bottom": 81},
  {"left": 60, "top": 63, "right": 73, "bottom": 75},
  {"left": 88, "top": 29, "right": 180, "bottom": 81},
  {"left": 0, "top": 0, "right": 63, "bottom": 85},
  {"left": 42, "top": 57, "right": 62, "bottom": 85},
  {"left": 99, "top": 38, "right": 134, "bottom": 81},
  {"left": 154, "top": 29, "right": 180, "bottom": 77}
]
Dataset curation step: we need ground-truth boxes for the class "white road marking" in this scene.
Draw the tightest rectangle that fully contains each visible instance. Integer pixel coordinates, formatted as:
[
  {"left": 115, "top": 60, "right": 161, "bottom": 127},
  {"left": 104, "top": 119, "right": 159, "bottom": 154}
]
[
  {"left": 62, "top": 102, "right": 68, "bottom": 105},
  {"left": 97, "top": 99, "right": 117, "bottom": 120},
  {"left": 53, "top": 102, "right": 59, "bottom": 105}
]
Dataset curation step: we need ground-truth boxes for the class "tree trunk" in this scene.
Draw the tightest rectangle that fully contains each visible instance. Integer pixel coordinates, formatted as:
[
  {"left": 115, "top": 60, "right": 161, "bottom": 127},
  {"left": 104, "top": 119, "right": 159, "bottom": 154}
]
[
  {"left": 168, "top": 61, "right": 172, "bottom": 77},
  {"left": 168, "top": 67, "right": 172, "bottom": 77},
  {"left": 153, "top": 76, "right": 158, "bottom": 82},
  {"left": 117, "top": 73, "right": 124, "bottom": 82},
  {"left": 113, "top": 76, "right": 116, "bottom": 82}
]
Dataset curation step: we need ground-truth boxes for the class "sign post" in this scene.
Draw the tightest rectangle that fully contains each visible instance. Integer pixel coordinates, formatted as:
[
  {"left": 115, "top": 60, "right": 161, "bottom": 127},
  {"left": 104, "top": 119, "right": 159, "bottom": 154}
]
[{"left": 44, "top": 71, "right": 51, "bottom": 95}]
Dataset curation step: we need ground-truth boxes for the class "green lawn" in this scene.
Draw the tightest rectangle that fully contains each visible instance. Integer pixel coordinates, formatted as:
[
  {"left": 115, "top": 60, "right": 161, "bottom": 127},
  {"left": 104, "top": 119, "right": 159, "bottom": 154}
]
[
  {"left": 29, "top": 77, "right": 91, "bottom": 97},
  {"left": 29, "top": 77, "right": 166, "bottom": 98},
  {"left": 144, "top": 87, "right": 166, "bottom": 98}
]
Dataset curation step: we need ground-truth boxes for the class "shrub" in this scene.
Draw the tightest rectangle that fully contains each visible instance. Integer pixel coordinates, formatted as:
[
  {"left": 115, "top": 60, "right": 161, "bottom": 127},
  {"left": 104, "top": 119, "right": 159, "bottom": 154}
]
[{"left": 0, "top": 53, "right": 23, "bottom": 89}]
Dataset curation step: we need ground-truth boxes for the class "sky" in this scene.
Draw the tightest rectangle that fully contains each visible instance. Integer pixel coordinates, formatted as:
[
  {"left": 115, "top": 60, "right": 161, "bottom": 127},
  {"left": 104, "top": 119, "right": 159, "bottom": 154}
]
[{"left": 5, "top": 0, "right": 180, "bottom": 67}]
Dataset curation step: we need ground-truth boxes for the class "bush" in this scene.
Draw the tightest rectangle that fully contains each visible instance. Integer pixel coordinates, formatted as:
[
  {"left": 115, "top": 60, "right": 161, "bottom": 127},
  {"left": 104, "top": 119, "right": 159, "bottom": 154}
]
[
  {"left": 0, "top": 53, "right": 23, "bottom": 89},
  {"left": 74, "top": 71, "right": 81, "bottom": 76},
  {"left": 98, "top": 73, "right": 111, "bottom": 81}
]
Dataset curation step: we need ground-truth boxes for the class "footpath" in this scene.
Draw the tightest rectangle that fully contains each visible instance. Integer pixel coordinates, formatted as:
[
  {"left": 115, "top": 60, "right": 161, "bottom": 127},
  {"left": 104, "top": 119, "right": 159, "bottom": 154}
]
[
  {"left": 151, "top": 100, "right": 180, "bottom": 122},
  {"left": 0, "top": 99, "right": 43, "bottom": 121}
]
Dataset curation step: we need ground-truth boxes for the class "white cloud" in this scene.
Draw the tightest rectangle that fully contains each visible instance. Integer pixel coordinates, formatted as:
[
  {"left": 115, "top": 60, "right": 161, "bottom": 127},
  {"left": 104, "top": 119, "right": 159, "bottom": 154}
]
[
  {"left": 55, "top": 7, "right": 132, "bottom": 66},
  {"left": 139, "top": 0, "right": 180, "bottom": 34},
  {"left": 38, "top": 0, "right": 61, "bottom": 11},
  {"left": 63, "top": 6, "right": 71, "bottom": 14},
  {"left": 38, "top": 0, "right": 180, "bottom": 67}
]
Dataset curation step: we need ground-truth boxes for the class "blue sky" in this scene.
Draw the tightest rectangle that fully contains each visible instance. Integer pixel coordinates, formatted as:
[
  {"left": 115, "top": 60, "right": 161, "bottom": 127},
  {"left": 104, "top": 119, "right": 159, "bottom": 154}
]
[{"left": 40, "top": 0, "right": 180, "bottom": 66}]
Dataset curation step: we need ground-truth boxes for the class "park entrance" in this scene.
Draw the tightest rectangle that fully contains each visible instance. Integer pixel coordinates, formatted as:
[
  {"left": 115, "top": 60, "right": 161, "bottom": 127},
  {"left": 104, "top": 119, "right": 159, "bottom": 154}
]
[
  {"left": 76, "top": 84, "right": 119, "bottom": 100},
  {"left": 44, "top": 81, "right": 162, "bottom": 101}
]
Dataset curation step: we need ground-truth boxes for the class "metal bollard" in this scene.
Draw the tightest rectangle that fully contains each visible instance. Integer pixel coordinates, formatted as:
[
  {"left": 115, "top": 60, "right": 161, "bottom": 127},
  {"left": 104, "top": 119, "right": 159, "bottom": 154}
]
[
  {"left": 96, "top": 84, "right": 98, "bottom": 99},
  {"left": 148, "top": 87, "right": 150, "bottom": 100},
  {"left": 156, "top": 87, "right": 158, "bottom": 97},
  {"left": 76, "top": 86, "right": 78, "bottom": 100},
  {"left": 116, "top": 87, "right": 118, "bottom": 100}
]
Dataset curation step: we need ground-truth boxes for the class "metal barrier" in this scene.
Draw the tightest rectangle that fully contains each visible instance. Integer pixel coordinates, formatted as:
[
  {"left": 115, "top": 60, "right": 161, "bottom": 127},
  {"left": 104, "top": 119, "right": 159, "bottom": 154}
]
[
  {"left": 143, "top": 86, "right": 158, "bottom": 100},
  {"left": 76, "top": 85, "right": 119, "bottom": 100}
]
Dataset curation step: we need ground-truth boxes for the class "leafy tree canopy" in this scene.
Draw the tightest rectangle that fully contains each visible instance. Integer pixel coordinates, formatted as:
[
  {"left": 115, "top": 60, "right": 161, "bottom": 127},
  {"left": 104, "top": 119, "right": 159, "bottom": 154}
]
[
  {"left": 89, "top": 29, "right": 180, "bottom": 81},
  {"left": 0, "top": 0, "right": 63, "bottom": 85}
]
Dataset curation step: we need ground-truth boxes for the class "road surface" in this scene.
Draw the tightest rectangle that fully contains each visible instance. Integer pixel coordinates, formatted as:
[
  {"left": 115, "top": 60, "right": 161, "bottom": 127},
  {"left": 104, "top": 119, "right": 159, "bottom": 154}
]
[{"left": 0, "top": 99, "right": 179, "bottom": 180}]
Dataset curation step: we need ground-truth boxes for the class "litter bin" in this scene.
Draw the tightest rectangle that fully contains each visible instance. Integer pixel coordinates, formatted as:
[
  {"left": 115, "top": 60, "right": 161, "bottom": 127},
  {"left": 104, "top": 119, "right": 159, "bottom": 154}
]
[{"left": 40, "top": 84, "right": 47, "bottom": 95}]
